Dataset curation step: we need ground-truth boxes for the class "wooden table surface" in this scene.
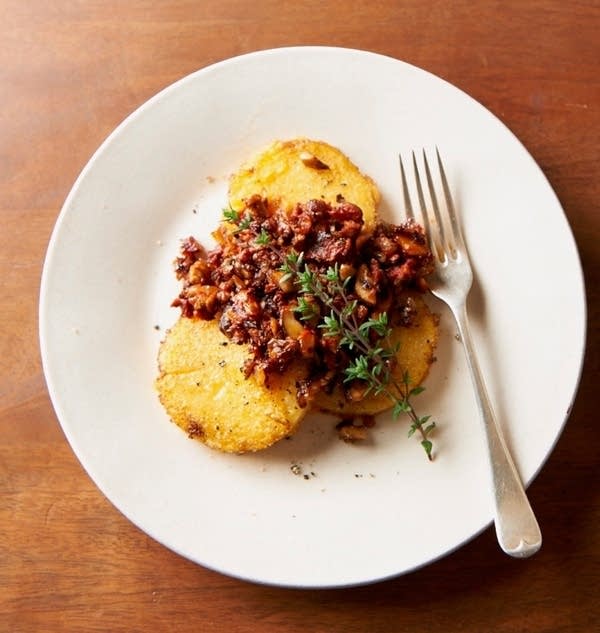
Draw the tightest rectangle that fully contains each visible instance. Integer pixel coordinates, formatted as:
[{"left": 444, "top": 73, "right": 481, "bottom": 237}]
[{"left": 1, "top": 1, "right": 598, "bottom": 631}]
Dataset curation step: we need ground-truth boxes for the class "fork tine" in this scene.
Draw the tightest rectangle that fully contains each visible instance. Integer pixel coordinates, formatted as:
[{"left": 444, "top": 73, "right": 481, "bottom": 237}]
[
  {"left": 411, "top": 151, "right": 434, "bottom": 250},
  {"left": 398, "top": 154, "right": 414, "bottom": 221},
  {"left": 436, "top": 147, "right": 464, "bottom": 254},
  {"left": 422, "top": 149, "right": 449, "bottom": 259}
]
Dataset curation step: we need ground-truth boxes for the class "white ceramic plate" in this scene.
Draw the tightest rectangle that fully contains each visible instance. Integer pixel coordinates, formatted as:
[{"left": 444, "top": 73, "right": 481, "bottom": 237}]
[{"left": 40, "top": 47, "right": 585, "bottom": 588}]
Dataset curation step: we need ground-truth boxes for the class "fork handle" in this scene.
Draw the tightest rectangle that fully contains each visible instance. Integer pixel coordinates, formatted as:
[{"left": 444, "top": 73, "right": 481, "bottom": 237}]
[{"left": 454, "top": 303, "right": 542, "bottom": 558}]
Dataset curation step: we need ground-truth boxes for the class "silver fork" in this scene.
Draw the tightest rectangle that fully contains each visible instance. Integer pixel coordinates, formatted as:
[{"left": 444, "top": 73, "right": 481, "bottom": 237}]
[{"left": 400, "top": 149, "right": 542, "bottom": 558}]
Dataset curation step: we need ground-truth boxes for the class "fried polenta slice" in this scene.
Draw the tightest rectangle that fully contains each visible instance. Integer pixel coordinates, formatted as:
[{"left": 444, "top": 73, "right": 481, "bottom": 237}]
[
  {"left": 155, "top": 318, "right": 310, "bottom": 453},
  {"left": 314, "top": 294, "right": 438, "bottom": 416},
  {"left": 228, "top": 138, "right": 380, "bottom": 231}
]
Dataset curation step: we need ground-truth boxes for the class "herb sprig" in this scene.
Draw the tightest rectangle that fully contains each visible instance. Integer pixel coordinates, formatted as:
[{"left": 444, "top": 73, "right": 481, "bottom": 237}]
[
  {"left": 222, "top": 206, "right": 251, "bottom": 231},
  {"left": 281, "top": 251, "right": 436, "bottom": 460}
]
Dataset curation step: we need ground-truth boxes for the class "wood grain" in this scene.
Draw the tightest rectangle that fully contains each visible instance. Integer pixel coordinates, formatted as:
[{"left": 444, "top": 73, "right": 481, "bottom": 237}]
[{"left": 1, "top": 1, "right": 598, "bottom": 631}]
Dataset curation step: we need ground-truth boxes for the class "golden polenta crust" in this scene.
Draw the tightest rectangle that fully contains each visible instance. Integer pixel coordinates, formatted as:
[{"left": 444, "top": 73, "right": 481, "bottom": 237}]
[
  {"left": 228, "top": 138, "right": 380, "bottom": 231},
  {"left": 314, "top": 294, "right": 439, "bottom": 416},
  {"left": 156, "top": 318, "right": 309, "bottom": 453}
]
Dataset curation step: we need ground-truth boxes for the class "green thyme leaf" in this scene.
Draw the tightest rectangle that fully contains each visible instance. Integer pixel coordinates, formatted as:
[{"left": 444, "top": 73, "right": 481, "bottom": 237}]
[
  {"left": 424, "top": 422, "right": 436, "bottom": 435},
  {"left": 341, "top": 300, "right": 358, "bottom": 319},
  {"left": 295, "top": 297, "right": 319, "bottom": 321},
  {"left": 394, "top": 400, "right": 411, "bottom": 418},
  {"left": 325, "top": 264, "right": 340, "bottom": 283},
  {"left": 319, "top": 313, "right": 341, "bottom": 336},
  {"left": 421, "top": 439, "right": 433, "bottom": 460},
  {"left": 255, "top": 228, "right": 270, "bottom": 245},
  {"left": 222, "top": 206, "right": 239, "bottom": 222}
]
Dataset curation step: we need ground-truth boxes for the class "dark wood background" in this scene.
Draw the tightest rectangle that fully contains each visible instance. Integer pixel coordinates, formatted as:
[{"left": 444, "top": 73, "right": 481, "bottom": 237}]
[{"left": 1, "top": 1, "right": 598, "bottom": 631}]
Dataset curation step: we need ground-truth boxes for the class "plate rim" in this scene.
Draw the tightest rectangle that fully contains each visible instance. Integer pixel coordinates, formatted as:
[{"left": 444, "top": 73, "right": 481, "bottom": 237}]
[{"left": 39, "top": 45, "right": 587, "bottom": 588}]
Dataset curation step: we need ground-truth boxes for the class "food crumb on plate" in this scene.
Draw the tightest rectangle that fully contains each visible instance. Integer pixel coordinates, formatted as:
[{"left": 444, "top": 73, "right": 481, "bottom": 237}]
[{"left": 290, "top": 462, "right": 318, "bottom": 479}]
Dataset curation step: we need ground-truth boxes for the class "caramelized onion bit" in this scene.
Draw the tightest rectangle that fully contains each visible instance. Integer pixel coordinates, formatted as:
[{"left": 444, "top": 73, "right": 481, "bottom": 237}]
[
  {"left": 345, "top": 381, "right": 369, "bottom": 402},
  {"left": 273, "top": 270, "right": 294, "bottom": 294},
  {"left": 298, "top": 329, "right": 316, "bottom": 358},
  {"left": 282, "top": 308, "right": 304, "bottom": 339},
  {"left": 339, "top": 263, "right": 355, "bottom": 280},
  {"left": 299, "top": 151, "right": 329, "bottom": 170},
  {"left": 354, "top": 264, "right": 377, "bottom": 305}
]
